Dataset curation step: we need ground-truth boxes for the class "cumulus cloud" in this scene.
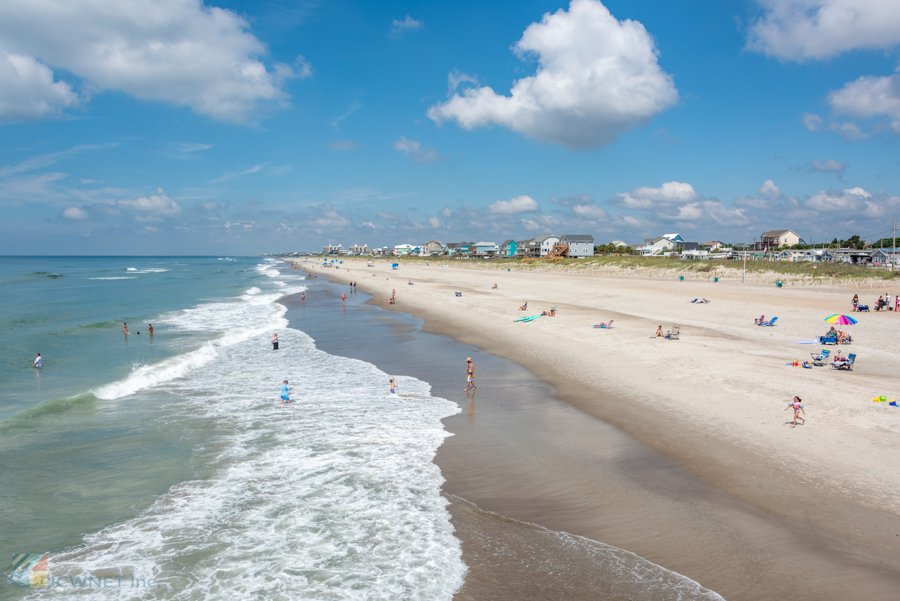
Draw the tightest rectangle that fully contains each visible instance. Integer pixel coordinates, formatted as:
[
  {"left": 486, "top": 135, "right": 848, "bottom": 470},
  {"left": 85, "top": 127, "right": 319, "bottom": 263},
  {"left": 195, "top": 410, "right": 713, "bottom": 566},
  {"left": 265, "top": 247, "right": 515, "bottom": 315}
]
[
  {"left": 0, "top": 0, "right": 305, "bottom": 123},
  {"left": 116, "top": 188, "right": 182, "bottom": 217},
  {"left": 390, "top": 15, "right": 423, "bottom": 36},
  {"left": 610, "top": 181, "right": 699, "bottom": 209},
  {"left": 746, "top": 0, "right": 900, "bottom": 61},
  {"left": 427, "top": 0, "right": 678, "bottom": 150},
  {"left": 803, "top": 186, "right": 900, "bottom": 217},
  {"left": 572, "top": 204, "right": 609, "bottom": 219},
  {"left": 827, "top": 71, "right": 900, "bottom": 134},
  {"left": 806, "top": 158, "right": 848, "bottom": 175},
  {"left": 62, "top": 206, "right": 88, "bottom": 219},
  {"left": 733, "top": 180, "right": 799, "bottom": 210},
  {"left": 487, "top": 195, "right": 539, "bottom": 215},
  {"left": 801, "top": 112, "right": 822, "bottom": 131},
  {"left": 0, "top": 52, "right": 79, "bottom": 122},
  {"left": 391, "top": 136, "right": 440, "bottom": 163}
]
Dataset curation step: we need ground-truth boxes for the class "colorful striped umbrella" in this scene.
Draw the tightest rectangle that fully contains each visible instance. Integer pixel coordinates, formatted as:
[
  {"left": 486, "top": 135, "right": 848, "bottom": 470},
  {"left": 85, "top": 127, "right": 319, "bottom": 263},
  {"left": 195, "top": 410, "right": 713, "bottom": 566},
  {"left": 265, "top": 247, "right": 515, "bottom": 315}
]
[{"left": 825, "top": 314, "right": 858, "bottom": 325}]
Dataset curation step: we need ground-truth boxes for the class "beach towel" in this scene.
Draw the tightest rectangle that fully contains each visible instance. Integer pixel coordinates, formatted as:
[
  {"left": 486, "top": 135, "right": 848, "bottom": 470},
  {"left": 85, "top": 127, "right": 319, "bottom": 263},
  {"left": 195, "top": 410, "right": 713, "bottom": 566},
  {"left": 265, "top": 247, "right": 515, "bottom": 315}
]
[{"left": 793, "top": 340, "right": 819, "bottom": 344}]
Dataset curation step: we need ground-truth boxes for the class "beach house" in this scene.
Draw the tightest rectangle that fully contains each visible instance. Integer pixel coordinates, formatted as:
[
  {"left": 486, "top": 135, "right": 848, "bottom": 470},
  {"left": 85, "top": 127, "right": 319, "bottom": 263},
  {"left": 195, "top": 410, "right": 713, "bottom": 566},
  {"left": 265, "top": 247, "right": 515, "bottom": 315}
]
[
  {"left": 538, "top": 234, "right": 561, "bottom": 257},
  {"left": 473, "top": 242, "right": 500, "bottom": 257},
  {"left": 394, "top": 244, "right": 414, "bottom": 256},
  {"left": 499, "top": 240, "right": 519, "bottom": 258},
  {"left": 757, "top": 230, "right": 801, "bottom": 250},
  {"left": 420, "top": 240, "right": 443, "bottom": 256},
  {"left": 559, "top": 235, "right": 595, "bottom": 258}
]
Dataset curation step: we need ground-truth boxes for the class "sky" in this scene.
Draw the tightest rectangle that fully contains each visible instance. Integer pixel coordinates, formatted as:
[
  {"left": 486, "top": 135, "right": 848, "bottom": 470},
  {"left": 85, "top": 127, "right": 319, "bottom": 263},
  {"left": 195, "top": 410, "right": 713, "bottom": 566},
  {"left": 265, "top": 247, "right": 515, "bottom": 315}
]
[{"left": 1, "top": 0, "right": 900, "bottom": 254}]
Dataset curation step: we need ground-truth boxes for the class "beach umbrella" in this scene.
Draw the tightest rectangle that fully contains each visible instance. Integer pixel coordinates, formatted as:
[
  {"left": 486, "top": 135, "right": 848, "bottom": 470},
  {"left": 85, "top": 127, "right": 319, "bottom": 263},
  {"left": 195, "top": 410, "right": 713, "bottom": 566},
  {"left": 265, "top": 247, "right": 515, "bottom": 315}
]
[{"left": 825, "top": 314, "right": 858, "bottom": 325}]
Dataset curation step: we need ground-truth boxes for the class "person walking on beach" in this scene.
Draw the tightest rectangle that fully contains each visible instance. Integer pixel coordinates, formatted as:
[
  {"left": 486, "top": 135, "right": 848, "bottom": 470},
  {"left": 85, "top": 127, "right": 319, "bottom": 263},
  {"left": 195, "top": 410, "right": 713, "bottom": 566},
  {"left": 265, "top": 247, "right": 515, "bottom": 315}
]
[
  {"left": 271, "top": 333, "right": 279, "bottom": 350},
  {"left": 392, "top": 289, "right": 396, "bottom": 301},
  {"left": 852, "top": 294, "right": 859, "bottom": 312},
  {"left": 785, "top": 396, "right": 806, "bottom": 428},
  {"left": 280, "top": 380, "right": 293, "bottom": 404},
  {"left": 33, "top": 353, "right": 42, "bottom": 368},
  {"left": 464, "top": 357, "right": 476, "bottom": 392}
]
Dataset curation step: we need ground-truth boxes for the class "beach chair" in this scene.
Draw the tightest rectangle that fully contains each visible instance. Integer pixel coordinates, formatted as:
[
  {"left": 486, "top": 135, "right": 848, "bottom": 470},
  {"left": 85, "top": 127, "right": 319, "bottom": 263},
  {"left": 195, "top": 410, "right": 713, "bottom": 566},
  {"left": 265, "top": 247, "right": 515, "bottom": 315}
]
[
  {"left": 665, "top": 326, "right": 680, "bottom": 340},
  {"left": 831, "top": 353, "right": 856, "bottom": 371},
  {"left": 759, "top": 317, "right": 778, "bottom": 326},
  {"left": 810, "top": 349, "right": 830, "bottom": 366},
  {"left": 455, "top": 291, "right": 462, "bottom": 297}
]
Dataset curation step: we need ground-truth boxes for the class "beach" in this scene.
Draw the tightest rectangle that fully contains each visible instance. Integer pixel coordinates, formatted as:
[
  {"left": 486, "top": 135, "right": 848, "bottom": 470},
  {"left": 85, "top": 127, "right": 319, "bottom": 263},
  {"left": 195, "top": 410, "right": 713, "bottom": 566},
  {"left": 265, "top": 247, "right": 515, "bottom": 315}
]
[{"left": 293, "top": 257, "right": 900, "bottom": 600}]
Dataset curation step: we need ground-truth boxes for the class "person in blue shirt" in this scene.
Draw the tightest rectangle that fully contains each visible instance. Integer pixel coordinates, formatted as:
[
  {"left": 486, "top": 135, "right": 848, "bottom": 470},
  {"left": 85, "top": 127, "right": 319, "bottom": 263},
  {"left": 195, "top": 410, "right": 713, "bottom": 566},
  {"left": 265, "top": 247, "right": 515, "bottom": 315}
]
[{"left": 280, "top": 380, "right": 293, "bottom": 404}]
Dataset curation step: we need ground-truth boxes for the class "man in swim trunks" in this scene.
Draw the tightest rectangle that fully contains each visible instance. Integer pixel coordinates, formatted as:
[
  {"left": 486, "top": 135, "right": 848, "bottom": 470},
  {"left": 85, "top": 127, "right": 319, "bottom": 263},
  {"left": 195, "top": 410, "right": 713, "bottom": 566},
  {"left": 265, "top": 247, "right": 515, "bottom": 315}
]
[
  {"left": 281, "top": 380, "right": 293, "bottom": 404},
  {"left": 464, "top": 357, "right": 475, "bottom": 392}
]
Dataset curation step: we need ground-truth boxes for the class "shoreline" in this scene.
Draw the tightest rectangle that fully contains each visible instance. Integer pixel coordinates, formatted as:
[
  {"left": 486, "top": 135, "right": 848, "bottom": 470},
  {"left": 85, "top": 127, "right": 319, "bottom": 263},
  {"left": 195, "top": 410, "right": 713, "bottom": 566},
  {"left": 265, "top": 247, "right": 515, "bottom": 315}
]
[{"left": 290, "top": 257, "right": 900, "bottom": 600}]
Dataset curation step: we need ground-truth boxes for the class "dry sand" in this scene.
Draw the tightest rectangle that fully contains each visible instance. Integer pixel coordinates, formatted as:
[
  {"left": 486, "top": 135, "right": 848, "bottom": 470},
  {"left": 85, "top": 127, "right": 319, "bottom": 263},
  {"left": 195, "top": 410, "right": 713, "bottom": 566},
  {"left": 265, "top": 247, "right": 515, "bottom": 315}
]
[{"left": 291, "top": 257, "right": 900, "bottom": 599}]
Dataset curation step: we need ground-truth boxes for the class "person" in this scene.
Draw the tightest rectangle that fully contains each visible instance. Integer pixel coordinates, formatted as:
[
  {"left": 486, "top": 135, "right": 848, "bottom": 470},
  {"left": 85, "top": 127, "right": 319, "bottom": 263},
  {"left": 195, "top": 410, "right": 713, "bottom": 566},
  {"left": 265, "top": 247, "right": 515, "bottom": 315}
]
[
  {"left": 549, "top": 308, "right": 556, "bottom": 317},
  {"left": 519, "top": 302, "right": 527, "bottom": 311},
  {"left": 784, "top": 396, "right": 806, "bottom": 428},
  {"left": 33, "top": 353, "right": 42, "bottom": 368},
  {"left": 301, "top": 293, "right": 305, "bottom": 302},
  {"left": 852, "top": 294, "right": 859, "bottom": 312},
  {"left": 464, "top": 357, "right": 476, "bottom": 392},
  {"left": 392, "top": 289, "right": 396, "bottom": 300},
  {"left": 390, "top": 376, "right": 396, "bottom": 394},
  {"left": 385, "top": 297, "right": 395, "bottom": 305},
  {"left": 148, "top": 324, "right": 153, "bottom": 335},
  {"left": 492, "top": 284, "right": 498, "bottom": 289},
  {"left": 271, "top": 333, "right": 279, "bottom": 350},
  {"left": 655, "top": 326, "right": 663, "bottom": 338},
  {"left": 342, "top": 293, "right": 346, "bottom": 303},
  {"left": 123, "top": 322, "right": 128, "bottom": 333},
  {"left": 280, "top": 380, "right": 293, "bottom": 404},
  {"left": 887, "top": 292, "right": 892, "bottom": 311},
  {"left": 876, "top": 295, "right": 885, "bottom": 311},
  {"left": 755, "top": 315, "right": 765, "bottom": 325}
]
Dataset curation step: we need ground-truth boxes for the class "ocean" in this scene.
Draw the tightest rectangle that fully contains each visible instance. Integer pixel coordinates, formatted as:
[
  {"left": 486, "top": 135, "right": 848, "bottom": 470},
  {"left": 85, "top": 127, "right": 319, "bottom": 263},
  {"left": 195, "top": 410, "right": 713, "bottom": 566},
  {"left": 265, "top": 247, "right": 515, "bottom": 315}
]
[
  {"left": 0, "top": 257, "right": 464, "bottom": 599},
  {"left": 1, "top": 256, "right": 722, "bottom": 600}
]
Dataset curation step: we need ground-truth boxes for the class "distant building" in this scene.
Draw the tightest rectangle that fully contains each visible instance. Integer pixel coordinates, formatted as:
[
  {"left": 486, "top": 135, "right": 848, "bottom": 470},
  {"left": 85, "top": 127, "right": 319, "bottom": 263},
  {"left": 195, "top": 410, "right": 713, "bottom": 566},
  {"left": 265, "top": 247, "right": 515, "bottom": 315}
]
[
  {"left": 559, "top": 234, "right": 595, "bottom": 257},
  {"left": 536, "top": 234, "right": 561, "bottom": 257},
  {"left": 420, "top": 240, "right": 443, "bottom": 255},
  {"left": 394, "top": 244, "right": 414, "bottom": 255},
  {"left": 473, "top": 241, "right": 499, "bottom": 256},
  {"left": 758, "top": 230, "right": 801, "bottom": 250},
  {"left": 499, "top": 239, "right": 519, "bottom": 258},
  {"left": 610, "top": 240, "right": 628, "bottom": 248},
  {"left": 323, "top": 243, "right": 344, "bottom": 254},
  {"left": 348, "top": 244, "right": 370, "bottom": 254},
  {"left": 701, "top": 241, "right": 725, "bottom": 250}
]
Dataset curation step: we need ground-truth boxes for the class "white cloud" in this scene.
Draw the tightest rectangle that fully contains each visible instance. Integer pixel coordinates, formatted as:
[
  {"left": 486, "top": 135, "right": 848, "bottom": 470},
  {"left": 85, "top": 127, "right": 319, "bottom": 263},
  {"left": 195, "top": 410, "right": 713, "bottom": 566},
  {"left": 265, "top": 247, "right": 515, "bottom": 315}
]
[
  {"left": 803, "top": 186, "right": 900, "bottom": 217},
  {"left": 487, "top": 195, "right": 539, "bottom": 215},
  {"left": 572, "top": 204, "right": 609, "bottom": 219},
  {"left": 806, "top": 159, "right": 848, "bottom": 174},
  {"left": 427, "top": 0, "right": 678, "bottom": 150},
  {"left": 801, "top": 112, "right": 822, "bottom": 131},
  {"left": 62, "top": 206, "right": 88, "bottom": 219},
  {"left": 391, "top": 136, "right": 440, "bottom": 163},
  {"left": 447, "top": 69, "right": 477, "bottom": 96},
  {"left": 0, "top": 0, "right": 304, "bottom": 123},
  {"left": 116, "top": 188, "right": 182, "bottom": 216},
  {"left": 610, "top": 181, "right": 699, "bottom": 209},
  {"left": 746, "top": 0, "right": 900, "bottom": 61},
  {"left": 828, "top": 71, "right": 900, "bottom": 133},
  {"left": 759, "top": 179, "right": 781, "bottom": 198},
  {"left": 390, "top": 15, "right": 423, "bottom": 36},
  {"left": 427, "top": 217, "right": 443, "bottom": 228},
  {"left": 0, "top": 52, "right": 79, "bottom": 122}
]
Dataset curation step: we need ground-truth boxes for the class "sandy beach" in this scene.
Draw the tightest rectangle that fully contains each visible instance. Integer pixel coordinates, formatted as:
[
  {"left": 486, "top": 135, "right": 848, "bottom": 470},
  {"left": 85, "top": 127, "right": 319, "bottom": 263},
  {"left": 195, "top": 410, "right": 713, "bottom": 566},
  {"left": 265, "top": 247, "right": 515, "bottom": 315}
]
[{"left": 290, "top": 257, "right": 900, "bottom": 600}]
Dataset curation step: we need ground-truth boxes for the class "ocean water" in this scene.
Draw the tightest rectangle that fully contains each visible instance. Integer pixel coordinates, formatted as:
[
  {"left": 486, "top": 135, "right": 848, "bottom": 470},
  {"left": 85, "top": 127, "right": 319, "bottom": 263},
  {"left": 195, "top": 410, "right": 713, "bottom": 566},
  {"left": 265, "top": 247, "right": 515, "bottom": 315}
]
[{"left": 0, "top": 257, "right": 464, "bottom": 600}]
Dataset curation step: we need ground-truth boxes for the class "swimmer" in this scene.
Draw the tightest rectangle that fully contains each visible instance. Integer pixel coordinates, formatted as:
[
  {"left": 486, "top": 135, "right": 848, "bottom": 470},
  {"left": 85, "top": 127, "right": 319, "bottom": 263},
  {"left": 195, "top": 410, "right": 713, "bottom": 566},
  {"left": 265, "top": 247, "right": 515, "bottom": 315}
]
[{"left": 390, "top": 376, "right": 396, "bottom": 394}]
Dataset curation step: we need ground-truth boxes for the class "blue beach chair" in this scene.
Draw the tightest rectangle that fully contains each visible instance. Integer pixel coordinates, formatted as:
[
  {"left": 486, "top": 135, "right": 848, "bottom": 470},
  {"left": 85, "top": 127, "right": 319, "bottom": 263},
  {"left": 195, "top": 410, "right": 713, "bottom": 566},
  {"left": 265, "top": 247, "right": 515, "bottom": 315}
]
[
  {"left": 810, "top": 349, "right": 830, "bottom": 366},
  {"left": 831, "top": 353, "right": 856, "bottom": 371},
  {"left": 759, "top": 317, "right": 778, "bottom": 326}
]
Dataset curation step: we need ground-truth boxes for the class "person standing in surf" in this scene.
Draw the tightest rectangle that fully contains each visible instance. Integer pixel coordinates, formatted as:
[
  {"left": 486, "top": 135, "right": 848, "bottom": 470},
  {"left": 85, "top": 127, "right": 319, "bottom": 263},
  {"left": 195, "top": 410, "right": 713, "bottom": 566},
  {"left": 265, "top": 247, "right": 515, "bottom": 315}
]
[
  {"left": 148, "top": 324, "right": 154, "bottom": 336},
  {"left": 33, "top": 353, "right": 42, "bottom": 368},
  {"left": 464, "top": 357, "right": 476, "bottom": 392},
  {"left": 342, "top": 293, "right": 346, "bottom": 303},
  {"left": 280, "top": 380, "right": 293, "bottom": 404},
  {"left": 390, "top": 376, "right": 396, "bottom": 394},
  {"left": 271, "top": 333, "right": 279, "bottom": 350}
]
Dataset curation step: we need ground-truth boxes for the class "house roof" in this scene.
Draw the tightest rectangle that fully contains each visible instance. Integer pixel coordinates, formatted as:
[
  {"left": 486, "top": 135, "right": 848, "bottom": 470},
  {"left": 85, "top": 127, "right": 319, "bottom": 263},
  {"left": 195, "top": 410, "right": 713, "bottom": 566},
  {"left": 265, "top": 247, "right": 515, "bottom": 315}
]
[
  {"left": 500, "top": 239, "right": 515, "bottom": 246},
  {"left": 662, "top": 233, "right": 684, "bottom": 241},
  {"left": 561, "top": 234, "right": 594, "bottom": 242},
  {"left": 610, "top": 240, "right": 627, "bottom": 246},
  {"left": 761, "top": 229, "right": 796, "bottom": 238},
  {"left": 473, "top": 241, "right": 497, "bottom": 247},
  {"left": 531, "top": 234, "right": 558, "bottom": 243}
]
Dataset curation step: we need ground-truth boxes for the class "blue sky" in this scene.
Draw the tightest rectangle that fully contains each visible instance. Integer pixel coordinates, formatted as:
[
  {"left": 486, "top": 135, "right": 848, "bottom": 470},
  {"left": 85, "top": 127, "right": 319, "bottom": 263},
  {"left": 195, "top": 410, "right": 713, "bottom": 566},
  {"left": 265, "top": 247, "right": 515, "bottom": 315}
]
[{"left": 1, "top": 0, "right": 899, "bottom": 254}]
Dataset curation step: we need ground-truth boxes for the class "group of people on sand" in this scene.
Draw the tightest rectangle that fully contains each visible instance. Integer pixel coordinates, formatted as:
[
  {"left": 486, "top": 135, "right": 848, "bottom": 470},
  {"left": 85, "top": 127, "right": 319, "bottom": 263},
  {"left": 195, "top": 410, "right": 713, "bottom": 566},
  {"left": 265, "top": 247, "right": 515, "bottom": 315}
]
[
  {"left": 123, "top": 322, "right": 153, "bottom": 336},
  {"left": 852, "top": 292, "right": 894, "bottom": 312}
]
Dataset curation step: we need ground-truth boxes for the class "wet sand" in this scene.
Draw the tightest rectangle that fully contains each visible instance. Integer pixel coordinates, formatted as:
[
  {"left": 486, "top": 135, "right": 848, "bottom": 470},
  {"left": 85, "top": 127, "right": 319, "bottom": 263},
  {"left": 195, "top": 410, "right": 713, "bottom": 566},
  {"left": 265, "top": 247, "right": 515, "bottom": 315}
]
[{"left": 284, "top": 264, "right": 900, "bottom": 600}]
